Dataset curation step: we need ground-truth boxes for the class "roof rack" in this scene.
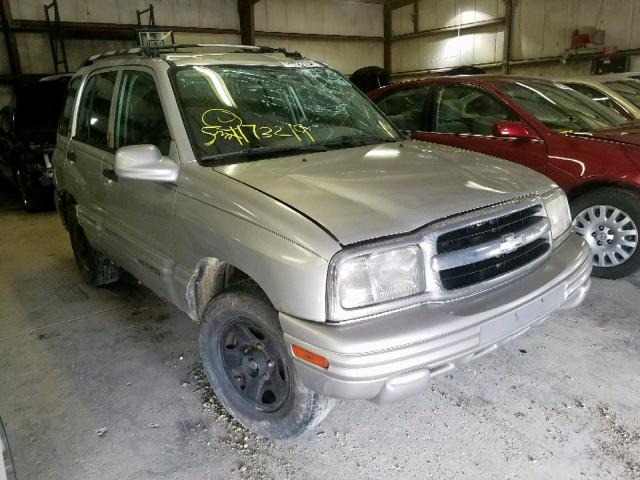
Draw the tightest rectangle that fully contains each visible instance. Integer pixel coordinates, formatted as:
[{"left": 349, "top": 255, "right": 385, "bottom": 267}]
[{"left": 80, "top": 43, "right": 303, "bottom": 67}]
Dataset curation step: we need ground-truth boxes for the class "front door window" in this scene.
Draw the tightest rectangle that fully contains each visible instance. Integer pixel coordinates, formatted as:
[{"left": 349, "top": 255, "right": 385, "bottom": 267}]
[{"left": 433, "top": 84, "right": 514, "bottom": 135}]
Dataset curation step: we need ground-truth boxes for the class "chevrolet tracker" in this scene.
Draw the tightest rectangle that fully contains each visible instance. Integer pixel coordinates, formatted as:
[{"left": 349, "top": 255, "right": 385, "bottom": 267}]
[{"left": 53, "top": 45, "right": 592, "bottom": 439}]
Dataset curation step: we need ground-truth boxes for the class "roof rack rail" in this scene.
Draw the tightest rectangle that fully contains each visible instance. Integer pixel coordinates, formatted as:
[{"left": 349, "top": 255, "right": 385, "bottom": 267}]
[{"left": 80, "top": 43, "right": 303, "bottom": 67}]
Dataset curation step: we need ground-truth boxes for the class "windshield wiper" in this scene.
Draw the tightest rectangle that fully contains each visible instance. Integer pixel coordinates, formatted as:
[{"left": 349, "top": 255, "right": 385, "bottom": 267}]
[
  {"left": 201, "top": 144, "right": 328, "bottom": 165},
  {"left": 323, "top": 135, "right": 397, "bottom": 149},
  {"left": 559, "top": 130, "right": 593, "bottom": 137},
  {"left": 570, "top": 131, "right": 593, "bottom": 136}
]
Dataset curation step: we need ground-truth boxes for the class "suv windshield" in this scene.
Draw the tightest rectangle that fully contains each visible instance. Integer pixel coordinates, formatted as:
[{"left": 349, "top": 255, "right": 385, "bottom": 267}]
[
  {"left": 603, "top": 79, "right": 640, "bottom": 109},
  {"left": 495, "top": 80, "right": 626, "bottom": 133},
  {"left": 173, "top": 65, "right": 400, "bottom": 164}
]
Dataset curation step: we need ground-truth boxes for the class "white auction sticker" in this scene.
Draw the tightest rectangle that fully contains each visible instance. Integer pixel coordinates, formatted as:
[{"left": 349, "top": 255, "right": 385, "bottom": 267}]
[{"left": 282, "top": 60, "right": 322, "bottom": 68}]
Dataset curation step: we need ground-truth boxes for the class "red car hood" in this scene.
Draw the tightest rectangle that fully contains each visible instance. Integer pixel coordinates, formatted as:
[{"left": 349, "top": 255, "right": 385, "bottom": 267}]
[{"left": 588, "top": 121, "right": 640, "bottom": 146}]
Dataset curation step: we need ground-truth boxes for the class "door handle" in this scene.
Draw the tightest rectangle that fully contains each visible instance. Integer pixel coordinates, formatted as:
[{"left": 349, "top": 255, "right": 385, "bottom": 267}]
[
  {"left": 102, "top": 168, "right": 118, "bottom": 182},
  {"left": 67, "top": 149, "right": 76, "bottom": 162}
]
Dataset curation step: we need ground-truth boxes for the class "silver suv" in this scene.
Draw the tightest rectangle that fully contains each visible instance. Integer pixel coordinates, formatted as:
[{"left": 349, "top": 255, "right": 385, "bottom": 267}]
[{"left": 53, "top": 45, "right": 592, "bottom": 439}]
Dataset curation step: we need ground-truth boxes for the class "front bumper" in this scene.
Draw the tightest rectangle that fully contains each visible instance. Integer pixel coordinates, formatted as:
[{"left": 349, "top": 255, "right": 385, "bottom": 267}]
[{"left": 280, "top": 234, "right": 591, "bottom": 403}]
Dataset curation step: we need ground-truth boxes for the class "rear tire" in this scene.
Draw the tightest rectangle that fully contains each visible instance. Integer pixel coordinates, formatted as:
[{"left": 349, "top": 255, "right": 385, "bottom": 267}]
[
  {"left": 198, "top": 285, "right": 335, "bottom": 439},
  {"left": 14, "top": 168, "right": 48, "bottom": 213},
  {"left": 570, "top": 188, "right": 640, "bottom": 279},
  {"left": 67, "top": 205, "right": 121, "bottom": 286}
]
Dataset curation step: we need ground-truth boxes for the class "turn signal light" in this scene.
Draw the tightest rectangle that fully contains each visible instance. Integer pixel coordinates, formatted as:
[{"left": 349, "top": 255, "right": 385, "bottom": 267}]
[{"left": 292, "top": 344, "right": 329, "bottom": 369}]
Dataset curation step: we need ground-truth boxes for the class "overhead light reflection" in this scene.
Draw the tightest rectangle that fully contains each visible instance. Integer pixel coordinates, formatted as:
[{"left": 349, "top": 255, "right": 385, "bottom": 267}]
[
  {"left": 364, "top": 148, "right": 400, "bottom": 159},
  {"left": 464, "top": 180, "right": 508, "bottom": 193},
  {"left": 549, "top": 155, "right": 586, "bottom": 175},
  {"left": 516, "top": 82, "right": 556, "bottom": 105},
  {"left": 194, "top": 66, "right": 236, "bottom": 108}
]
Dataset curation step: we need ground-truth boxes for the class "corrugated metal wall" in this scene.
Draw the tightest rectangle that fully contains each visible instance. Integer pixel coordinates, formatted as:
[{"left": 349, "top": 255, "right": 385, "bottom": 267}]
[
  {"left": 512, "top": 0, "right": 640, "bottom": 61},
  {"left": 4, "top": 0, "right": 640, "bottom": 102},
  {"left": 391, "top": 0, "right": 640, "bottom": 77},
  {"left": 9, "top": 0, "right": 239, "bottom": 27},
  {"left": 254, "top": 0, "right": 383, "bottom": 74},
  {"left": 391, "top": 0, "right": 505, "bottom": 74},
  {"left": 5, "top": 0, "right": 241, "bottom": 75},
  {"left": 2, "top": 0, "right": 382, "bottom": 76}
]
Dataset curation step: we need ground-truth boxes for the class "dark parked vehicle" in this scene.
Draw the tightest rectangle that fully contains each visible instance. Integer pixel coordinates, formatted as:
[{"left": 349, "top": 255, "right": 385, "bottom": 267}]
[
  {"left": 0, "top": 74, "right": 71, "bottom": 211},
  {"left": 370, "top": 76, "right": 640, "bottom": 279}
]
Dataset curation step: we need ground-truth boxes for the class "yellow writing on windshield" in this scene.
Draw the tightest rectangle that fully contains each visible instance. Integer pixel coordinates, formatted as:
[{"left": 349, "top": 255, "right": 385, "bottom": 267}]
[{"left": 201, "top": 109, "right": 315, "bottom": 146}]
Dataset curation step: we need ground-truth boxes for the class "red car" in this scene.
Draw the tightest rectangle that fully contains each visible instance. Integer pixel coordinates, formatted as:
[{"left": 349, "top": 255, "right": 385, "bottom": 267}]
[{"left": 370, "top": 75, "right": 640, "bottom": 279}]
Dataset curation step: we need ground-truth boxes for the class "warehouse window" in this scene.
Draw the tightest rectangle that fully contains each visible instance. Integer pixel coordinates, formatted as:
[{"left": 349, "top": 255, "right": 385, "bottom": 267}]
[
  {"left": 434, "top": 84, "right": 514, "bottom": 135},
  {"left": 376, "top": 87, "right": 430, "bottom": 131},
  {"left": 114, "top": 71, "right": 171, "bottom": 156},
  {"left": 75, "top": 71, "right": 117, "bottom": 148}
]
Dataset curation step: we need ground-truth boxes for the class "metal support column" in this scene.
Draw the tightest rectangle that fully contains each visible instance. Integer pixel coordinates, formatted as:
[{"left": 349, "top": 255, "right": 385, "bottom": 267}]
[
  {"left": 238, "top": 0, "right": 258, "bottom": 46},
  {"left": 502, "top": 0, "right": 513, "bottom": 74},
  {"left": 384, "top": 0, "right": 392, "bottom": 72}
]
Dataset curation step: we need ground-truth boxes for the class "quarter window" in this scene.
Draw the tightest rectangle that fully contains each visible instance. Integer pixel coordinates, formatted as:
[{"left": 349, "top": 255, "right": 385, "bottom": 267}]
[
  {"left": 566, "top": 83, "right": 632, "bottom": 119},
  {"left": 376, "top": 87, "right": 430, "bottom": 131},
  {"left": 75, "top": 71, "right": 117, "bottom": 148},
  {"left": 433, "top": 85, "right": 514, "bottom": 135},
  {"left": 58, "top": 76, "right": 82, "bottom": 136},
  {"left": 115, "top": 71, "right": 171, "bottom": 155}
]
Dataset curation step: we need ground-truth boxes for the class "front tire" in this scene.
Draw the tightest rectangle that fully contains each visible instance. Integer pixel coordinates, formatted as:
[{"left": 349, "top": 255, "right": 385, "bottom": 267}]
[
  {"left": 198, "top": 285, "right": 335, "bottom": 439},
  {"left": 571, "top": 188, "right": 640, "bottom": 279}
]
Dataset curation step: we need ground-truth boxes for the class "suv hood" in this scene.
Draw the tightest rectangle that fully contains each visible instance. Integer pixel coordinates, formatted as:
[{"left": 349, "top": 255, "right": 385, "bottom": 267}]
[{"left": 215, "top": 141, "right": 555, "bottom": 245}]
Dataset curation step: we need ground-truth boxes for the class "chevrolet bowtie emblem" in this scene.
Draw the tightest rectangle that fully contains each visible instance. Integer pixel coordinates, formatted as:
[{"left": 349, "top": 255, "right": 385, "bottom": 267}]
[{"left": 499, "top": 233, "right": 524, "bottom": 254}]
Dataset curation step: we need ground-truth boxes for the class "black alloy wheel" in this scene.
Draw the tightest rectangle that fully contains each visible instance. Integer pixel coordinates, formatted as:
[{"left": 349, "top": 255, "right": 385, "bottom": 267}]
[{"left": 219, "top": 318, "right": 291, "bottom": 412}]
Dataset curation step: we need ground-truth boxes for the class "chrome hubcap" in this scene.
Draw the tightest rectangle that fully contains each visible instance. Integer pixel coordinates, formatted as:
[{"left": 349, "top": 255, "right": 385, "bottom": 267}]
[{"left": 573, "top": 205, "right": 638, "bottom": 268}]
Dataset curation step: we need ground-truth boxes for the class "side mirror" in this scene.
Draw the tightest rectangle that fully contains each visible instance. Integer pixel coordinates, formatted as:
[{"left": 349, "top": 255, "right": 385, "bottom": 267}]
[
  {"left": 492, "top": 120, "right": 539, "bottom": 140},
  {"left": 114, "top": 144, "right": 178, "bottom": 182}
]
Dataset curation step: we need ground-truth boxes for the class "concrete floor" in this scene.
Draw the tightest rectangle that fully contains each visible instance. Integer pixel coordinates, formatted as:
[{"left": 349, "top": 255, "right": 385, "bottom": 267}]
[{"left": 0, "top": 183, "right": 639, "bottom": 480}]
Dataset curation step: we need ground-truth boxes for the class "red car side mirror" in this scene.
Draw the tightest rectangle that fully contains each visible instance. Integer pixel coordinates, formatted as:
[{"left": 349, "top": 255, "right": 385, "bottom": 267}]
[{"left": 493, "top": 120, "right": 539, "bottom": 140}]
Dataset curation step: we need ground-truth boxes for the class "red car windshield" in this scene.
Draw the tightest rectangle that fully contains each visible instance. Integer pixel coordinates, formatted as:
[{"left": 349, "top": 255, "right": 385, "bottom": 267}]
[{"left": 495, "top": 80, "right": 627, "bottom": 133}]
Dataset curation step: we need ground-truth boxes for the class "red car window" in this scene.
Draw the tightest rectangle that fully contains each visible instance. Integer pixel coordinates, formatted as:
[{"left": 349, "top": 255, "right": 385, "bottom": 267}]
[{"left": 433, "top": 84, "right": 514, "bottom": 135}]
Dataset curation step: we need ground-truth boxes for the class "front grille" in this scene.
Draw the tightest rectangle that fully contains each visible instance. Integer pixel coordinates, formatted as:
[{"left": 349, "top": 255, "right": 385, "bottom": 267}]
[
  {"left": 437, "top": 205, "right": 542, "bottom": 254},
  {"left": 434, "top": 202, "right": 551, "bottom": 291},
  {"left": 439, "top": 239, "right": 550, "bottom": 290}
]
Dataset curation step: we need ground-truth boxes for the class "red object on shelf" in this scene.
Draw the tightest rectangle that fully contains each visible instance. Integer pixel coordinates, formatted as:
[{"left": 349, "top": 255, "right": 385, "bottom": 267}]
[{"left": 571, "top": 31, "right": 591, "bottom": 49}]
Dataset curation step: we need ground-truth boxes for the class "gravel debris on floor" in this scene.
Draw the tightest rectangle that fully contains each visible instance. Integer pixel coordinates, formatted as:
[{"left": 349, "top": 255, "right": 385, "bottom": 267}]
[{"left": 0, "top": 197, "right": 638, "bottom": 480}]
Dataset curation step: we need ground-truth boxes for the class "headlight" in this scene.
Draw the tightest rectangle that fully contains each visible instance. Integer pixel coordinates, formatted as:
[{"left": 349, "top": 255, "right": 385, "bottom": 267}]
[
  {"left": 543, "top": 189, "right": 572, "bottom": 240},
  {"left": 332, "top": 245, "right": 425, "bottom": 311}
]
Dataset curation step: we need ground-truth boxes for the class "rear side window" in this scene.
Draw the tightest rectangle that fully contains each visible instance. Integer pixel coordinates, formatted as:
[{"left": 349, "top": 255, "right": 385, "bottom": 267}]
[
  {"left": 566, "top": 83, "right": 632, "bottom": 119},
  {"left": 603, "top": 80, "right": 640, "bottom": 109},
  {"left": 114, "top": 71, "right": 171, "bottom": 156},
  {"left": 59, "top": 76, "right": 83, "bottom": 136},
  {"left": 75, "top": 71, "right": 117, "bottom": 148},
  {"left": 376, "top": 86, "right": 430, "bottom": 131}
]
